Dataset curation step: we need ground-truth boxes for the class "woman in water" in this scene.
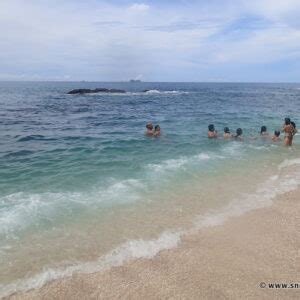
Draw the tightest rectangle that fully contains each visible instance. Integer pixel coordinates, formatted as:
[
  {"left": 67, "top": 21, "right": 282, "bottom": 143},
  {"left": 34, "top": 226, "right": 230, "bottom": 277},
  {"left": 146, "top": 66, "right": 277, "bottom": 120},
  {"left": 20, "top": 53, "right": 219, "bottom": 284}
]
[
  {"left": 154, "top": 124, "right": 161, "bottom": 136},
  {"left": 208, "top": 124, "right": 218, "bottom": 138},
  {"left": 234, "top": 128, "right": 243, "bottom": 140},
  {"left": 271, "top": 130, "right": 281, "bottom": 142},
  {"left": 282, "top": 118, "right": 295, "bottom": 146},
  {"left": 291, "top": 121, "right": 297, "bottom": 136},
  {"left": 145, "top": 122, "right": 154, "bottom": 136},
  {"left": 223, "top": 127, "right": 232, "bottom": 139},
  {"left": 260, "top": 126, "right": 269, "bottom": 137}
]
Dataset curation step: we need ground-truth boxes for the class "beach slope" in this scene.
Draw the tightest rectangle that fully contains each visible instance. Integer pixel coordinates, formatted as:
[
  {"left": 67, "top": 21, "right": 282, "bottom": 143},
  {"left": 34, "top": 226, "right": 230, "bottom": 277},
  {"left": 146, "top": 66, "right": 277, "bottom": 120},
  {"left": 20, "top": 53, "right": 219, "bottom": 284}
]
[{"left": 8, "top": 190, "right": 300, "bottom": 300}]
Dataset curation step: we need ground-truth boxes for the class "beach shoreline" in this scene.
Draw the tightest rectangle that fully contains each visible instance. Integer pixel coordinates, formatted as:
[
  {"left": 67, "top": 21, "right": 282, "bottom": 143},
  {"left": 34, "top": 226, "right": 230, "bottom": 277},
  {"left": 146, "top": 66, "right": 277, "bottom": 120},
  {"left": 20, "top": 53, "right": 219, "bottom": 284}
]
[{"left": 6, "top": 188, "right": 300, "bottom": 300}]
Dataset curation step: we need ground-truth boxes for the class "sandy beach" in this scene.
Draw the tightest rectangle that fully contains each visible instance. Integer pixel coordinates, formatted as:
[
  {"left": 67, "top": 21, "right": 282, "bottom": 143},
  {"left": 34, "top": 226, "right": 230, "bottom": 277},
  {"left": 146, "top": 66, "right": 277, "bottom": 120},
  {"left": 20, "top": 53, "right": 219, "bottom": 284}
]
[{"left": 7, "top": 187, "right": 300, "bottom": 300}]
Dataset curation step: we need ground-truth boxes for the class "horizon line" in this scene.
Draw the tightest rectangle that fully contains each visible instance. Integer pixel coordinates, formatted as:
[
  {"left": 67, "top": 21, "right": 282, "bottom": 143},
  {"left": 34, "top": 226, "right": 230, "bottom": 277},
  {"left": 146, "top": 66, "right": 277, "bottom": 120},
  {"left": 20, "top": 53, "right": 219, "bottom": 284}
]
[{"left": 0, "top": 80, "right": 300, "bottom": 84}]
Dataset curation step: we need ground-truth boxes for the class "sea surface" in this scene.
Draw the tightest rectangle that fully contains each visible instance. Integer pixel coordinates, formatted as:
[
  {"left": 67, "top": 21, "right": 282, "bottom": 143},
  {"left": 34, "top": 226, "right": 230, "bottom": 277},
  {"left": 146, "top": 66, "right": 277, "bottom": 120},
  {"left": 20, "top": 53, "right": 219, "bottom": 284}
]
[{"left": 0, "top": 82, "right": 300, "bottom": 297}]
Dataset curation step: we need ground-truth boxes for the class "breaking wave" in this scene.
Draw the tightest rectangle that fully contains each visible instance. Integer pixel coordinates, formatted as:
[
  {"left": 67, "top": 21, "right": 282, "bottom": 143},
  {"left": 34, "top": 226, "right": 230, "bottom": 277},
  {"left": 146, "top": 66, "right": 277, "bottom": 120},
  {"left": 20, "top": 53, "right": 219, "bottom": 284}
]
[{"left": 1, "top": 157, "right": 300, "bottom": 298}]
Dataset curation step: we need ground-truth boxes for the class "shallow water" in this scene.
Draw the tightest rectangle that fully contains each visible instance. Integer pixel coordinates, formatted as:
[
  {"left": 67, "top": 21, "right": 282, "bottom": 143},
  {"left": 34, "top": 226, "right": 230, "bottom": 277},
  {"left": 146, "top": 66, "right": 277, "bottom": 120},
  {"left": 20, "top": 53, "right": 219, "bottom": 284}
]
[{"left": 0, "top": 82, "right": 300, "bottom": 296}]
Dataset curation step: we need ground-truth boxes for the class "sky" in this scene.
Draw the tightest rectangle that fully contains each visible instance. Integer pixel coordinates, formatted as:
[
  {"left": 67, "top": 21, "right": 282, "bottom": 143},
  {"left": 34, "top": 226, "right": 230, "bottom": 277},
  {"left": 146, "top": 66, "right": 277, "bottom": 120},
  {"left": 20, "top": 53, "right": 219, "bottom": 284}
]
[{"left": 1, "top": 0, "right": 300, "bottom": 82}]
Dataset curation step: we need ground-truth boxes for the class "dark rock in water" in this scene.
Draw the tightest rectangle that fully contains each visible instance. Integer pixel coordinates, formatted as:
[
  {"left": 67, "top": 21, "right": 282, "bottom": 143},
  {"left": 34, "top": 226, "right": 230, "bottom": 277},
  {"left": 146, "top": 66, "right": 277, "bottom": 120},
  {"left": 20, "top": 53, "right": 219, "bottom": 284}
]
[
  {"left": 68, "top": 89, "right": 91, "bottom": 94},
  {"left": 67, "top": 88, "right": 126, "bottom": 94},
  {"left": 143, "top": 89, "right": 150, "bottom": 92}
]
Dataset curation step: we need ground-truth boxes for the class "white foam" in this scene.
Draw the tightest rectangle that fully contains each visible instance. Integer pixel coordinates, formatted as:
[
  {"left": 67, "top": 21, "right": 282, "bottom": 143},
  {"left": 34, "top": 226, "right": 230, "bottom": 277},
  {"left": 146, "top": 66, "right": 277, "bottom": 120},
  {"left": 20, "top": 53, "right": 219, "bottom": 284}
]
[
  {"left": 1, "top": 157, "right": 300, "bottom": 297},
  {"left": 1, "top": 151, "right": 225, "bottom": 237},
  {"left": 193, "top": 162, "right": 300, "bottom": 231},
  {"left": 146, "top": 152, "right": 224, "bottom": 174},
  {"left": 0, "top": 192, "right": 55, "bottom": 237},
  {"left": 222, "top": 142, "right": 242, "bottom": 156},
  {"left": 102, "top": 179, "right": 145, "bottom": 203},
  {"left": 85, "top": 90, "right": 189, "bottom": 96},
  {"left": 144, "top": 89, "right": 160, "bottom": 94},
  {"left": 247, "top": 144, "right": 269, "bottom": 151},
  {"left": 278, "top": 158, "right": 300, "bottom": 170},
  {"left": 147, "top": 158, "right": 188, "bottom": 173},
  {"left": 0, "top": 179, "right": 146, "bottom": 237},
  {"left": 0, "top": 231, "right": 181, "bottom": 298},
  {"left": 143, "top": 90, "right": 189, "bottom": 95},
  {"left": 195, "top": 153, "right": 211, "bottom": 160},
  {"left": 270, "top": 175, "right": 279, "bottom": 181}
]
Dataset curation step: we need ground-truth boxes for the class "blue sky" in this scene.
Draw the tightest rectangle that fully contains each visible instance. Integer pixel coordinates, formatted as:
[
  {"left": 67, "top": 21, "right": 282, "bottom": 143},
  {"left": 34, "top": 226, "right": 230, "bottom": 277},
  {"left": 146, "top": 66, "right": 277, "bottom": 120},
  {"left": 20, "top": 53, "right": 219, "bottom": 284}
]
[{"left": 1, "top": 0, "right": 300, "bottom": 82}]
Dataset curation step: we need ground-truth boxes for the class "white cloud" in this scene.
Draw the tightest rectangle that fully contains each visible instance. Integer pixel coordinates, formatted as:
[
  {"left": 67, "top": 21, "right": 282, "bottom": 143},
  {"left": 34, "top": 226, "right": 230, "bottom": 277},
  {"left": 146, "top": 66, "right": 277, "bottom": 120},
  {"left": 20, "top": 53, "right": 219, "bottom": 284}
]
[
  {"left": 211, "top": 26, "right": 300, "bottom": 64},
  {"left": 0, "top": 0, "right": 300, "bottom": 81},
  {"left": 242, "top": 0, "right": 300, "bottom": 18},
  {"left": 128, "top": 3, "right": 150, "bottom": 12}
]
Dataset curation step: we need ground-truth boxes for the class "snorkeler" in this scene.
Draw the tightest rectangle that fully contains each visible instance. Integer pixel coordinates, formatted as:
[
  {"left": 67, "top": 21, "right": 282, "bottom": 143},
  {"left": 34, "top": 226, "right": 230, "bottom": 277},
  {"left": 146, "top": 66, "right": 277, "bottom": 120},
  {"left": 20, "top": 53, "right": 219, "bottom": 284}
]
[
  {"left": 282, "top": 118, "right": 295, "bottom": 146},
  {"left": 260, "top": 126, "right": 269, "bottom": 137},
  {"left": 208, "top": 124, "right": 218, "bottom": 138},
  {"left": 145, "top": 122, "right": 154, "bottom": 136},
  {"left": 223, "top": 127, "right": 232, "bottom": 139},
  {"left": 234, "top": 128, "right": 243, "bottom": 140},
  {"left": 154, "top": 124, "right": 161, "bottom": 136},
  {"left": 271, "top": 130, "right": 281, "bottom": 142}
]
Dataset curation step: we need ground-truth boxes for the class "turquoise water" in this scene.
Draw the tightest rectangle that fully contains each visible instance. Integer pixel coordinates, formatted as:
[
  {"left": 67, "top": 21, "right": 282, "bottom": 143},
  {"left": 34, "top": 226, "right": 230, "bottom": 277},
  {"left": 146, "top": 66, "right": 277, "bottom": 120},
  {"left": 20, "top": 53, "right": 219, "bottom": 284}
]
[{"left": 0, "top": 82, "right": 300, "bottom": 296}]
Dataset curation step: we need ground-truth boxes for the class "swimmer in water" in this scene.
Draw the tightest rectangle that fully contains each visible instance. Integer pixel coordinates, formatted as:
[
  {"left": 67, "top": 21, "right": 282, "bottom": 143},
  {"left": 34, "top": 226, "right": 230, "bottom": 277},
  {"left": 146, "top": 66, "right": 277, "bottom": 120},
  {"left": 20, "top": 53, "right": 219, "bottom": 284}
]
[
  {"left": 271, "top": 130, "right": 281, "bottom": 142},
  {"left": 291, "top": 121, "right": 297, "bottom": 136},
  {"left": 223, "top": 127, "right": 232, "bottom": 139},
  {"left": 260, "top": 126, "right": 269, "bottom": 137},
  {"left": 145, "top": 122, "right": 154, "bottom": 136},
  {"left": 208, "top": 124, "right": 217, "bottom": 138},
  {"left": 154, "top": 124, "right": 161, "bottom": 136},
  {"left": 234, "top": 128, "right": 243, "bottom": 140},
  {"left": 282, "top": 118, "right": 295, "bottom": 146}
]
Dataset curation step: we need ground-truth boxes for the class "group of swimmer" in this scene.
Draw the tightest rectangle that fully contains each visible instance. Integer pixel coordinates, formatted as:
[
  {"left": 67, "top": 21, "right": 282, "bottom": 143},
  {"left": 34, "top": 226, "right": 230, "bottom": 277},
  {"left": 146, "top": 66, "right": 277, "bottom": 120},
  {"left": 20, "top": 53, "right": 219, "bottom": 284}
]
[
  {"left": 145, "top": 117, "right": 297, "bottom": 146},
  {"left": 145, "top": 122, "right": 161, "bottom": 136},
  {"left": 207, "top": 118, "right": 297, "bottom": 146}
]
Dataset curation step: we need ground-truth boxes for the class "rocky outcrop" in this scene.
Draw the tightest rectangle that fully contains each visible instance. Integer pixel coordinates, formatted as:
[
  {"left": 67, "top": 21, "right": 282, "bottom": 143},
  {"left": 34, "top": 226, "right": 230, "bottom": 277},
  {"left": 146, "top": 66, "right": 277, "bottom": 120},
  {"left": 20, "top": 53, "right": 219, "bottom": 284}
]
[{"left": 68, "top": 88, "right": 126, "bottom": 94}]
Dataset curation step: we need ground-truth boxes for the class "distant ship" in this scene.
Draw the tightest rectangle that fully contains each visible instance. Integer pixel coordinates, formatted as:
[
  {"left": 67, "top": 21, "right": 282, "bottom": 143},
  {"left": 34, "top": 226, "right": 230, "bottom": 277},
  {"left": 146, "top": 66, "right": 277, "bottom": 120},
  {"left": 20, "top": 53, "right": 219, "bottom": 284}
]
[{"left": 129, "top": 79, "right": 142, "bottom": 83}]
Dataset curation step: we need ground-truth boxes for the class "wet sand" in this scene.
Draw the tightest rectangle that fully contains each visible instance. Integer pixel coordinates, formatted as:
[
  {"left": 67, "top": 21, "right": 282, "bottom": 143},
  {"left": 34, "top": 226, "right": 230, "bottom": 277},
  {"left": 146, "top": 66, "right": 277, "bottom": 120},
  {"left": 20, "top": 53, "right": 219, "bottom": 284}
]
[{"left": 7, "top": 189, "right": 300, "bottom": 300}]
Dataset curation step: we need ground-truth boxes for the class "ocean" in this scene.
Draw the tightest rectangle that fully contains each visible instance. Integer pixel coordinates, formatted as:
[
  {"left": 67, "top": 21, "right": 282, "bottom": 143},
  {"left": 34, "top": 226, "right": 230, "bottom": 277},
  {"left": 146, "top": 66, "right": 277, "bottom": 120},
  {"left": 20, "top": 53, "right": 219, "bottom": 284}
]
[{"left": 0, "top": 82, "right": 299, "bottom": 297}]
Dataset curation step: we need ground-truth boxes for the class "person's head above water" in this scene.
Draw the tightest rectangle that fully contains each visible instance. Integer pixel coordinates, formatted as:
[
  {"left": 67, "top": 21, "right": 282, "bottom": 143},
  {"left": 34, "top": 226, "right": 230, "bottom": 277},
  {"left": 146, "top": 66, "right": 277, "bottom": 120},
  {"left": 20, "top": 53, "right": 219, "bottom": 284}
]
[
  {"left": 236, "top": 128, "right": 243, "bottom": 136},
  {"left": 208, "top": 124, "right": 215, "bottom": 132},
  {"left": 224, "top": 127, "right": 230, "bottom": 134},
  {"left": 260, "top": 126, "right": 267, "bottom": 134},
  {"left": 274, "top": 130, "right": 280, "bottom": 137},
  {"left": 285, "top": 118, "right": 291, "bottom": 125},
  {"left": 146, "top": 122, "right": 153, "bottom": 130},
  {"left": 155, "top": 125, "right": 160, "bottom": 131}
]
